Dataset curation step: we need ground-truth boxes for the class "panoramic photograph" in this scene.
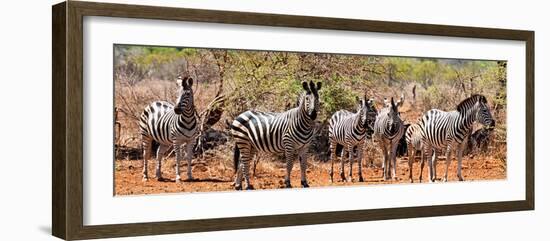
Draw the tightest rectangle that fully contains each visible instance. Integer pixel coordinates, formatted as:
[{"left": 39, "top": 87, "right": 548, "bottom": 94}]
[{"left": 113, "top": 45, "right": 507, "bottom": 195}]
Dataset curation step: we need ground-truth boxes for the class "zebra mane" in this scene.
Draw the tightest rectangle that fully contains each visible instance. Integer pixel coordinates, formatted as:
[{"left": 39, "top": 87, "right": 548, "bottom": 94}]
[{"left": 456, "top": 94, "right": 487, "bottom": 113}]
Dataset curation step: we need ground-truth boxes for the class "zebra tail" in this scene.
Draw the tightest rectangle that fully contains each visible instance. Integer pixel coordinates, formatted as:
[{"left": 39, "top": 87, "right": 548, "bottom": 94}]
[{"left": 233, "top": 143, "right": 240, "bottom": 174}]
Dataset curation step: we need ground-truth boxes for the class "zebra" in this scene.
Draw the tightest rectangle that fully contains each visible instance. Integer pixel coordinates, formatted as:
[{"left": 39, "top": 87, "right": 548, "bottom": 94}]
[
  {"left": 231, "top": 81, "right": 322, "bottom": 190},
  {"left": 404, "top": 122, "right": 426, "bottom": 183},
  {"left": 374, "top": 97, "right": 405, "bottom": 180},
  {"left": 139, "top": 75, "right": 199, "bottom": 182},
  {"left": 328, "top": 95, "right": 377, "bottom": 183},
  {"left": 420, "top": 94, "right": 495, "bottom": 182}
]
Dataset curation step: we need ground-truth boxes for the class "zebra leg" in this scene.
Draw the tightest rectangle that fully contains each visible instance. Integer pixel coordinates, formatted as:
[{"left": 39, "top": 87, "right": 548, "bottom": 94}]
[
  {"left": 243, "top": 154, "right": 254, "bottom": 190},
  {"left": 284, "top": 151, "right": 297, "bottom": 188},
  {"left": 185, "top": 142, "right": 194, "bottom": 181},
  {"left": 252, "top": 155, "right": 258, "bottom": 177},
  {"left": 358, "top": 145, "right": 364, "bottom": 182},
  {"left": 347, "top": 145, "right": 354, "bottom": 182},
  {"left": 419, "top": 148, "right": 425, "bottom": 183},
  {"left": 234, "top": 145, "right": 245, "bottom": 191},
  {"left": 407, "top": 144, "right": 414, "bottom": 183},
  {"left": 433, "top": 149, "right": 439, "bottom": 182},
  {"left": 174, "top": 144, "right": 182, "bottom": 183},
  {"left": 329, "top": 141, "right": 337, "bottom": 183},
  {"left": 443, "top": 146, "right": 452, "bottom": 182},
  {"left": 340, "top": 149, "right": 346, "bottom": 182},
  {"left": 425, "top": 148, "right": 434, "bottom": 182},
  {"left": 155, "top": 145, "right": 170, "bottom": 181},
  {"left": 456, "top": 143, "right": 466, "bottom": 181},
  {"left": 390, "top": 140, "right": 399, "bottom": 180},
  {"left": 299, "top": 149, "right": 309, "bottom": 188},
  {"left": 379, "top": 141, "right": 389, "bottom": 180},
  {"left": 141, "top": 137, "right": 153, "bottom": 181}
]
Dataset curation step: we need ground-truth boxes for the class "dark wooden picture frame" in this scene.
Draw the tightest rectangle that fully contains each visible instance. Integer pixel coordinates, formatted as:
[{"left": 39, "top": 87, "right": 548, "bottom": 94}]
[{"left": 52, "top": 1, "right": 534, "bottom": 240}]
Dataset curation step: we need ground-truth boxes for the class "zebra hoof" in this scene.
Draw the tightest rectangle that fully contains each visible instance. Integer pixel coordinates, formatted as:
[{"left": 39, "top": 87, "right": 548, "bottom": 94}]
[
  {"left": 142, "top": 177, "right": 148, "bottom": 182},
  {"left": 301, "top": 181, "right": 309, "bottom": 188},
  {"left": 235, "top": 185, "right": 243, "bottom": 190},
  {"left": 175, "top": 176, "right": 182, "bottom": 183},
  {"left": 458, "top": 176, "right": 464, "bottom": 181},
  {"left": 409, "top": 178, "right": 414, "bottom": 183},
  {"left": 358, "top": 176, "right": 364, "bottom": 182},
  {"left": 156, "top": 177, "right": 164, "bottom": 182},
  {"left": 246, "top": 185, "right": 255, "bottom": 190},
  {"left": 284, "top": 180, "right": 292, "bottom": 188}
]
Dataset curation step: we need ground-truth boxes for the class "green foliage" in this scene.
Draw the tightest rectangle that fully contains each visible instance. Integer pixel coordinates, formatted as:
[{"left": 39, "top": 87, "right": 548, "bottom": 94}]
[
  {"left": 115, "top": 45, "right": 507, "bottom": 124},
  {"left": 320, "top": 77, "right": 357, "bottom": 120}
]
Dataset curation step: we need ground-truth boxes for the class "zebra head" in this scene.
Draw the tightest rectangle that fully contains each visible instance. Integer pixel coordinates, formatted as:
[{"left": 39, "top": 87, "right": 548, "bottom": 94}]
[
  {"left": 457, "top": 94, "right": 496, "bottom": 130},
  {"left": 300, "top": 81, "right": 322, "bottom": 120},
  {"left": 174, "top": 76, "right": 195, "bottom": 115},
  {"left": 476, "top": 95, "right": 496, "bottom": 130},
  {"left": 366, "top": 98, "right": 377, "bottom": 136},
  {"left": 386, "top": 97, "right": 402, "bottom": 134},
  {"left": 357, "top": 95, "right": 376, "bottom": 136}
]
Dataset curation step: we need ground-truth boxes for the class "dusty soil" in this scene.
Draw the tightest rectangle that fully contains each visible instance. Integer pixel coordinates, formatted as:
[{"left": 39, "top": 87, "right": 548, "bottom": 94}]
[{"left": 114, "top": 154, "right": 506, "bottom": 195}]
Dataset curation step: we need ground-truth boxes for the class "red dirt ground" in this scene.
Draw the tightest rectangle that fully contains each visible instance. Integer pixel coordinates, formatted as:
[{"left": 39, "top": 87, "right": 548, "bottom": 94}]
[{"left": 114, "top": 155, "right": 506, "bottom": 195}]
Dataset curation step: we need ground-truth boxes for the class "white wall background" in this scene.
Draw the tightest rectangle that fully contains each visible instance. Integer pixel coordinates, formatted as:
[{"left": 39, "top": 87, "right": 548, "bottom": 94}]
[{"left": 0, "top": 0, "right": 546, "bottom": 240}]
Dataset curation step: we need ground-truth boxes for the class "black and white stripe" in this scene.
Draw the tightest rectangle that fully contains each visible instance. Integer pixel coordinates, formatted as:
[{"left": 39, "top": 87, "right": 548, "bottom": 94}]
[
  {"left": 328, "top": 95, "right": 377, "bottom": 182},
  {"left": 420, "top": 94, "right": 495, "bottom": 182},
  {"left": 231, "top": 81, "right": 322, "bottom": 190},
  {"left": 139, "top": 76, "right": 199, "bottom": 182},
  {"left": 405, "top": 122, "right": 427, "bottom": 183},
  {"left": 374, "top": 97, "right": 405, "bottom": 180}
]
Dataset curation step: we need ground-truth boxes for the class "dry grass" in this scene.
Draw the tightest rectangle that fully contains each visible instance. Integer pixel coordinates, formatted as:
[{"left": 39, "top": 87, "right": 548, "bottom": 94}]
[{"left": 114, "top": 79, "right": 507, "bottom": 195}]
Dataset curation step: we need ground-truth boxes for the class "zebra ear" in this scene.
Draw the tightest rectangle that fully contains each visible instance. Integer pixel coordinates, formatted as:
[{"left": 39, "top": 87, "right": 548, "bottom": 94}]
[
  {"left": 316, "top": 82, "right": 322, "bottom": 91},
  {"left": 177, "top": 76, "right": 185, "bottom": 87},
  {"left": 391, "top": 97, "right": 397, "bottom": 110},
  {"left": 479, "top": 95, "right": 487, "bottom": 103},
  {"left": 302, "top": 81, "right": 310, "bottom": 92},
  {"left": 186, "top": 77, "right": 193, "bottom": 88},
  {"left": 309, "top": 81, "right": 316, "bottom": 94}
]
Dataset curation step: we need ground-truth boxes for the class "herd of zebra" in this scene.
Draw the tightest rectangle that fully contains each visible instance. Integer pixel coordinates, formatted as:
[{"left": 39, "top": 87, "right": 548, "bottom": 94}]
[{"left": 138, "top": 76, "right": 496, "bottom": 190}]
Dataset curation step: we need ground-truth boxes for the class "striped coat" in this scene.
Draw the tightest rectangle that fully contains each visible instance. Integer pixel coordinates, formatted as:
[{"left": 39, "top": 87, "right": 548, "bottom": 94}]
[
  {"left": 404, "top": 122, "right": 426, "bottom": 182},
  {"left": 139, "top": 76, "right": 199, "bottom": 182},
  {"left": 420, "top": 94, "right": 495, "bottom": 182},
  {"left": 231, "top": 81, "right": 322, "bottom": 190},
  {"left": 328, "top": 96, "right": 377, "bottom": 182},
  {"left": 374, "top": 97, "right": 405, "bottom": 180}
]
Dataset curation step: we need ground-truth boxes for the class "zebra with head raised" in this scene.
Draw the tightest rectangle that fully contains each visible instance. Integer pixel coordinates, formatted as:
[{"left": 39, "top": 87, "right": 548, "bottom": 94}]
[
  {"left": 328, "top": 95, "right": 377, "bottom": 183},
  {"left": 139, "top": 75, "right": 199, "bottom": 182},
  {"left": 420, "top": 94, "right": 495, "bottom": 182},
  {"left": 231, "top": 81, "right": 322, "bottom": 190},
  {"left": 374, "top": 97, "right": 405, "bottom": 180}
]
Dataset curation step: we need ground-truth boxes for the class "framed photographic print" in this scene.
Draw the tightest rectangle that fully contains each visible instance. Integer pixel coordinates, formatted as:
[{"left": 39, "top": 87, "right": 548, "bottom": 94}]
[{"left": 52, "top": 1, "right": 534, "bottom": 240}]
